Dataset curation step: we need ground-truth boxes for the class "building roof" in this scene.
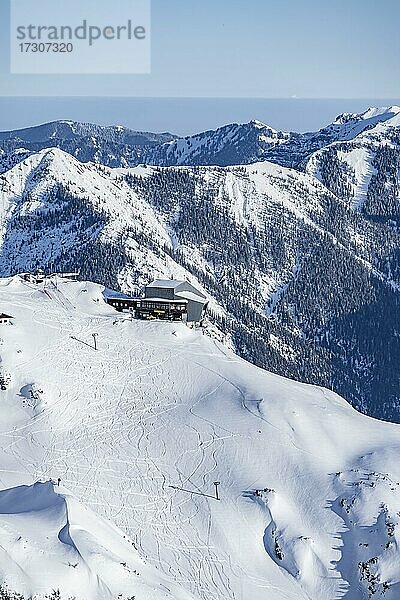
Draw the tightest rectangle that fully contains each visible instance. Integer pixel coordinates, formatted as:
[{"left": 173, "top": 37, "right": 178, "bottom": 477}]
[
  {"left": 146, "top": 279, "right": 185, "bottom": 290},
  {"left": 107, "top": 296, "right": 139, "bottom": 303},
  {"left": 102, "top": 288, "right": 134, "bottom": 300},
  {"left": 141, "top": 297, "right": 188, "bottom": 304},
  {"left": 175, "top": 290, "right": 207, "bottom": 303},
  {"left": 0, "top": 313, "right": 13, "bottom": 319}
]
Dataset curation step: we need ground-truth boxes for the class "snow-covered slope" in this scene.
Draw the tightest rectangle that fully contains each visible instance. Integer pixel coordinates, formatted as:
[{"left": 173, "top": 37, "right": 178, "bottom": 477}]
[
  {"left": 0, "top": 148, "right": 189, "bottom": 291},
  {"left": 1, "top": 276, "right": 400, "bottom": 599},
  {"left": 321, "top": 105, "right": 400, "bottom": 141},
  {"left": 0, "top": 481, "right": 193, "bottom": 600},
  {"left": 0, "top": 145, "right": 338, "bottom": 309},
  {"left": 305, "top": 106, "right": 400, "bottom": 212}
]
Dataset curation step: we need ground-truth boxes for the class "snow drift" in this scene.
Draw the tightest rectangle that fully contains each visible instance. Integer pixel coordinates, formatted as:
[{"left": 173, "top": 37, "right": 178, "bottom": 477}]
[{"left": 0, "top": 480, "right": 194, "bottom": 600}]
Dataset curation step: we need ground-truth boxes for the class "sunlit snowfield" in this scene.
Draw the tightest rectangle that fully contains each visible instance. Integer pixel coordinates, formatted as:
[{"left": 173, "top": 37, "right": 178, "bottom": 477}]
[{"left": 1, "top": 276, "right": 400, "bottom": 599}]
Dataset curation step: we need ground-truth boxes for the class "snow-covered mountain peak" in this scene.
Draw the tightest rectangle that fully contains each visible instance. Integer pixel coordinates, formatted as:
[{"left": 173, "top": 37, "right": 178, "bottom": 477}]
[
  {"left": 248, "top": 118, "right": 277, "bottom": 131},
  {"left": 332, "top": 111, "right": 360, "bottom": 125},
  {"left": 333, "top": 105, "right": 400, "bottom": 126},
  {"left": 360, "top": 105, "right": 400, "bottom": 119},
  {"left": 1, "top": 147, "right": 107, "bottom": 206},
  {"left": 328, "top": 105, "right": 400, "bottom": 139},
  {"left": 306, "top": 103, "right": 400, "bottom": 214}
]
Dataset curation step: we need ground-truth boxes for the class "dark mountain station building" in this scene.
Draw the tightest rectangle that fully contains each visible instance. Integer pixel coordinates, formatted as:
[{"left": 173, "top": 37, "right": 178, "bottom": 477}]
[
  {"left": 0, "top": 313, "right": 13, "bottom": 325},
  {"left": 105, "top": 279, "right": 208, "bottom": 323}
]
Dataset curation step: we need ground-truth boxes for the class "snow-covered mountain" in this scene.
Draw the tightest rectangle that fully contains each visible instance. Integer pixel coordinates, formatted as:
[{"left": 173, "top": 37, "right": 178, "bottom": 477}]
[
  {"left": 147, "top": 107, "right": 400, "bottom": 168},
  {"left": 147, "top": 119, "right": 294, "bottom": 166},
  {"left": 306, "top": 106, "right": 400, "bottom": 216},
  {"left": 1, "top": 106, "right": 400, "bottom": 425},
  {"left": 2, "top": 276, "right": 400, "bottom": 599},
  {"left": 1, "top": 145, "right": 400, "bottom": 423},
  {"left": 2, "top": 107, "right": 399, "bottom": 171},
  {"left": 0, "top": 120, "right": 175, "bottom": 171}
]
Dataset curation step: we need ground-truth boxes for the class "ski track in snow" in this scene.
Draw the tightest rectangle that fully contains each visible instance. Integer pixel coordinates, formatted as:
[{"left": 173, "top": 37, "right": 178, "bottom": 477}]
[{"left": 2, "top": 278, "right": 400, "bottom": 599}]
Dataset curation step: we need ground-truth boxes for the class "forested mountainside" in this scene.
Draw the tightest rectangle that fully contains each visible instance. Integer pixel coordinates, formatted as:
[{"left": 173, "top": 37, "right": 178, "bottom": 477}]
[
  {"left": 1, "top": 123, "right": 400, "bottom": 421},
  {"left": 147, "top": 106, "right": 400, "bottom": 168},
  {"left": 307, "top": 110, "right": 400, "bottom": 219},
  {"left": 0, "top": 120, "right": 175, "bottom": 170}
]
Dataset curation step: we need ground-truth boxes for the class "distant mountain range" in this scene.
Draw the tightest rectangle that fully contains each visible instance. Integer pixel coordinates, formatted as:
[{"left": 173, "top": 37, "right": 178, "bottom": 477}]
[
  {"left": 1, "top": 106, "right": 400, "bottom": 422},
  {"left": 1, "top": 105, "right": 399, "bottom": 170},
  {"left": 0, "top": 120, "right": 175, "bottom": 171}
]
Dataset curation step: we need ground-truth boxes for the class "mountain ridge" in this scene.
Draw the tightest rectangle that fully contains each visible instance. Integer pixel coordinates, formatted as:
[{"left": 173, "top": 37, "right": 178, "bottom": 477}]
[{"left": 2, "top": 105, "right": 399, "bottom": 171}]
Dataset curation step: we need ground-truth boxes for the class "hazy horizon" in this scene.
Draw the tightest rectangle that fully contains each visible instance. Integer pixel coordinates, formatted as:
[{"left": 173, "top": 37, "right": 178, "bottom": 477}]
[{"left": 1, "top": 96, "right": 400, "bottom": 136}]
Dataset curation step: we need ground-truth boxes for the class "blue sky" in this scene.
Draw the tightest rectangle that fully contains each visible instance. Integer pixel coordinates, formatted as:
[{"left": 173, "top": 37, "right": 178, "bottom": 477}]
[
  {"left": 0, "top": 0, "right": 399, "bottom": 132},
  {"left": 2, "top": 0, "right": 400, "bottom": 98}
]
